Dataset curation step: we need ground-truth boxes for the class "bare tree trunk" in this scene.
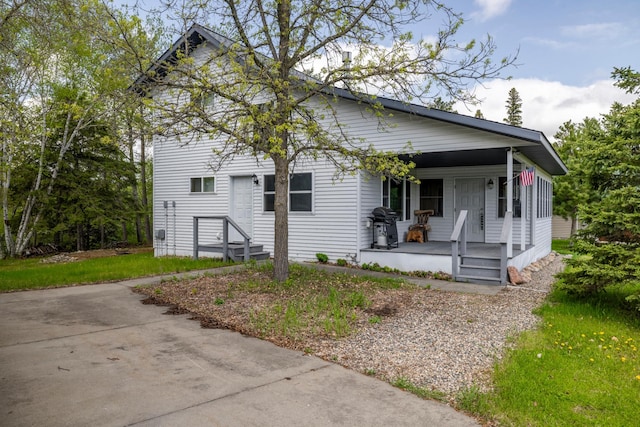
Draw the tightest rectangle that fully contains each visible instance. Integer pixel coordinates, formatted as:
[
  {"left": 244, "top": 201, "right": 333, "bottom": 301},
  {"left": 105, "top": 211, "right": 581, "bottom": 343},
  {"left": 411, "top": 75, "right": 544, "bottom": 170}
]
[
  {"left": 76, "top": 223, "right": 82, "bottom": 251},
  {"left": 121, "top": 220, "right": 128, "bottom": 243},
  {"left": 273, "top": 155, "right": 289, "bottom": 282},
  {"left": 14, "top": 91, "right": 91, "bottom": 256},
  {"left": 125, "top": 120, "right": 143, "bottom": 244},
  {"left": 140, "top": 129, "right": 152, "bottom": 244}
]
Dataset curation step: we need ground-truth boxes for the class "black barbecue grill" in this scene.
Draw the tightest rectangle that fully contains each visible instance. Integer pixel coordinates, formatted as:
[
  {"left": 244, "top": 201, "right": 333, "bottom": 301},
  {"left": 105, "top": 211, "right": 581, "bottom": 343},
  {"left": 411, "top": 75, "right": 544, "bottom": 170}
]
[{"left": 369, "top": 207, "right": 399, "bottom": 249}]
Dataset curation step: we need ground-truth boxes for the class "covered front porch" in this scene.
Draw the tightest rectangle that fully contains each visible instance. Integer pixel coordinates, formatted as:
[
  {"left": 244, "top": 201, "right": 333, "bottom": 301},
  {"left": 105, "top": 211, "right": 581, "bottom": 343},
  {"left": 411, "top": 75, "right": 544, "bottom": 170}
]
[{"left": 360, "top": 228, "right": 537, "bottom": 285}]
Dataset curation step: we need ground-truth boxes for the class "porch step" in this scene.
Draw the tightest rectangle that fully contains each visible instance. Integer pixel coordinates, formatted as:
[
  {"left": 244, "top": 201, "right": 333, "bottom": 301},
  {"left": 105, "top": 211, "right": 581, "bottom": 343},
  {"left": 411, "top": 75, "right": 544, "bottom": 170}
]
[
  {"left": 197, "top": 242, "right": 270, "bottom": 262},
  {"left": 457, "top": 255, "right": 502, "bottom": 284},
  {"left": 460, "top": 255, "right": 501, "bottom": 268},
  {"left": 455, "top": 274, "right": 503, "bottom": 285}
]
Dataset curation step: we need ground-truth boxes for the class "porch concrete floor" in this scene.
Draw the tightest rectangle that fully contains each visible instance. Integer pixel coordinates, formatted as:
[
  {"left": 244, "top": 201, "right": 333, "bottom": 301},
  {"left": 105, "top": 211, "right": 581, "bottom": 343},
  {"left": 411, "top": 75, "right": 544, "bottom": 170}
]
[{"left": 362, "top": 241, "right": 532, "bottom": 258}]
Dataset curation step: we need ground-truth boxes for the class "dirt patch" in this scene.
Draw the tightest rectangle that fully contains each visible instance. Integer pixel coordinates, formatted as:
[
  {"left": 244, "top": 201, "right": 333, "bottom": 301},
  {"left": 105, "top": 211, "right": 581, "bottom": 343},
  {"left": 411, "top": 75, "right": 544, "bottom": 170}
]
[{"left": 72, "top": 246, "right": 152, "bottom": 260}]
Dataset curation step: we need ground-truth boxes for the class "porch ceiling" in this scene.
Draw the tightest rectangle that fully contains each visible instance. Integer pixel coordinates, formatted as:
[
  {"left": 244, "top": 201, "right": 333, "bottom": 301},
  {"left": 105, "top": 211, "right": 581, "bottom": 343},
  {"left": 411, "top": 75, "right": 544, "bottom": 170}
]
[
  {"left": 399, "top": 148, "right": 512, "bottom": 169},
  {"left": 400, "top": 144, "right": 565, "bottom": 175}
]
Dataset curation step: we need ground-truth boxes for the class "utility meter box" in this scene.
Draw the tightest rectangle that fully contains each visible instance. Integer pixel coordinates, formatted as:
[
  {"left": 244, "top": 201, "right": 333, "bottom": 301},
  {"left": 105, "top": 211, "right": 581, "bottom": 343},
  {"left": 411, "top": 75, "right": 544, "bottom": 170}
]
[{"left": 155, "top": 229, "right": 166, "bottom": 240}]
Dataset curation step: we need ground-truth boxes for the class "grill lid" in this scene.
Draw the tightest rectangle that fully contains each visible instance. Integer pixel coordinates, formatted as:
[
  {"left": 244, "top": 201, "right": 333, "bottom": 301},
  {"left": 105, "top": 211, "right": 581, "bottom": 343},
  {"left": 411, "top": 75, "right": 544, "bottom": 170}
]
[{"left": 370, "top": 206, "right": 397, "bottom": 219}]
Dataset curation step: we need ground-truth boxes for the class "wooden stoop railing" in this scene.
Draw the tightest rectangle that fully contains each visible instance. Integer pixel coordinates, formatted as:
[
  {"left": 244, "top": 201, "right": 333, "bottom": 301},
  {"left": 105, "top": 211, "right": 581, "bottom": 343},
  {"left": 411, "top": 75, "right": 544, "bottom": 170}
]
[{"left": 192, "top": 216, "right": 269, "bottom": 262}]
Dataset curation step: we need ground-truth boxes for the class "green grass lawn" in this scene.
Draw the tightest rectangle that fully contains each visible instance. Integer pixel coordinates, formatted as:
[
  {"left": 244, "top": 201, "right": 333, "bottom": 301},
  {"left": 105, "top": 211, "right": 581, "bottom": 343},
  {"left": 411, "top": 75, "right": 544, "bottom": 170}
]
[
  {"left": 462, "top": 289, "right": 640, "bottom": 426},
  {"left": 552, "top": 238, "right": 574, "bottom": 255},
  {"left": 457, "top": 240, "right": 640, "bottom": 424},
  {"left": 0, "top": 251, "right": 230, "bottom": 292}
]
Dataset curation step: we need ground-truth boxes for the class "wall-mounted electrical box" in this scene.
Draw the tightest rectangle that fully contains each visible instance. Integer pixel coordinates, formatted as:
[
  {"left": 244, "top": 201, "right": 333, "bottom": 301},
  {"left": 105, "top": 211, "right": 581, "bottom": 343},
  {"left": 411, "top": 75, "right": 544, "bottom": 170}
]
[{"left": 155, "top": 229, "right": 166, "bottom": 240}]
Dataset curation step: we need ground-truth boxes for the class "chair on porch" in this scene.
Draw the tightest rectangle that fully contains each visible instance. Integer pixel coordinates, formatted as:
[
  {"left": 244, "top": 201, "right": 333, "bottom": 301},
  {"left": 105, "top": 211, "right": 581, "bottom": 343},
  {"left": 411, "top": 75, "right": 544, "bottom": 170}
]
[{"left": 408, "top": 210, "right": 434, "bottom": 242}]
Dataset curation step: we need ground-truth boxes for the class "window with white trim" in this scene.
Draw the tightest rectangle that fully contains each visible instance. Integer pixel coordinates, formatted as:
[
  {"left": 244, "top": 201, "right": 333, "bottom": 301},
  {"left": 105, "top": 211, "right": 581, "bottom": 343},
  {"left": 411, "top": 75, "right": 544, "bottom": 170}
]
[
  {"left": 190, "top": 176, "right": 215, "bottom": 193},
  {"left": 263, "top": 173, "right": 312, "bottom": 212},
  {"left": 382, "top": 179, "right": 410, "bottom": 220}
]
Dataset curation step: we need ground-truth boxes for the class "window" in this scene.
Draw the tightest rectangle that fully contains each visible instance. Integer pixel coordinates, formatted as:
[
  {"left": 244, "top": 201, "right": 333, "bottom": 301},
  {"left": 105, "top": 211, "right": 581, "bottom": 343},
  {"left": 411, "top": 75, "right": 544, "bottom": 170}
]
[
  {"left": 193, "top": 92, "right": 216, "bottom": 110},
  {"left": 419, "top": 179, "right": 443, "bottom": 217},
  {"left": 498, "top": 176, "right": 521, "bottom": 217},
  {"left": 190, "top": 177, "right": 215, "bottom": 193},
  {"left": 537, "top": 177, "right": 552, "bottom": 217},
  {"left": 263, "top": 172, "right": 312, "bottom": 212},
  {"left": 382, "top": 179, "right": 410, "bottom": 220}
]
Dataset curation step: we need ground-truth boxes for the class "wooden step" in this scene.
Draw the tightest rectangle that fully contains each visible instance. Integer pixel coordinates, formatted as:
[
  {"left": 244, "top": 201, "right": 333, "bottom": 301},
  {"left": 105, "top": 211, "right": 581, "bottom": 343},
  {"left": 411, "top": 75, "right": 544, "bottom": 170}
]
[{"left": 197, "top": 242, "right": 270, "bottom": 262}]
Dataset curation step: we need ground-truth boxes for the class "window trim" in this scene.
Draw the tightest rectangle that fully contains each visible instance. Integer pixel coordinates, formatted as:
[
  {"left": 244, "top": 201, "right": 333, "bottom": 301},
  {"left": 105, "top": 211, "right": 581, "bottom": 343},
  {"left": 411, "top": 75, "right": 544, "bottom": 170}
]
[
  {"left": 263, "top": 172, "right": 313, "bottom": 213},
  {"left": 190, "top": 176, "right": 216, "bottom": 194}
]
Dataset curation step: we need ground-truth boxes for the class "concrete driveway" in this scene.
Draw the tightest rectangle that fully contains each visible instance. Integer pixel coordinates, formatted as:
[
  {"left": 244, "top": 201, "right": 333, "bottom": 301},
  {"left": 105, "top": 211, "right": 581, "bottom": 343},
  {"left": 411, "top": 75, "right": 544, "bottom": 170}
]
[{"left": 0, "top": 276, "right": 479, "bottom": 426}]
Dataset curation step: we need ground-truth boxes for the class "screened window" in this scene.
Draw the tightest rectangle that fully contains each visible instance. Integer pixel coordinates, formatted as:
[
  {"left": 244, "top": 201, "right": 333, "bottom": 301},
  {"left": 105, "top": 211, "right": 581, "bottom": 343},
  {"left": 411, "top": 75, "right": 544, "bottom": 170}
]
[
  {"left": 190, "top": 177, "right": 215, "bottom": 193},
  {"left": 498, "top": 176, "right": 521, "bottom": 217},
  {"left": 537, "top": 177, "right": 552, "bottom": 217},
  {"left": 419, "top": 179, "right": 443, "bottom": 217},
  {"left": 382, "top": 179, "right": 410, "bottom": 220},
  {"left": 263, "top": 173, "right": 312, "bottom": 212}
]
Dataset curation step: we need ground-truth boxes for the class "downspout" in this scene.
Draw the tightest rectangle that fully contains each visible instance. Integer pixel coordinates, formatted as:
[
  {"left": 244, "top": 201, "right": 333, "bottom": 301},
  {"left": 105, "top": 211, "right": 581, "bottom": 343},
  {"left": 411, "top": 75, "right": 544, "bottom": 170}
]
[
  {"left": 355, "top": 172, "right": 362, "bottom": 263},
  {"left": 164, "top": 200, "right": 169, "bottom": 256},
  {"left": 172, "top": 201, "right": 177, "bottom": 256}
]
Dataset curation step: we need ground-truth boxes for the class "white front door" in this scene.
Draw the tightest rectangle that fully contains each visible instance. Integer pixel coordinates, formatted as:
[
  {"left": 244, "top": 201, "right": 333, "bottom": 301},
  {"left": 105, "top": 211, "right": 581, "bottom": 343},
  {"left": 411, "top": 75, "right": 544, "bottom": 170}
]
[
  {"left": 455, "top": 178, "right": 485, "bottom": 242},
  {"left": 230, "top": 176, "right": 253, "bottom": 241}
]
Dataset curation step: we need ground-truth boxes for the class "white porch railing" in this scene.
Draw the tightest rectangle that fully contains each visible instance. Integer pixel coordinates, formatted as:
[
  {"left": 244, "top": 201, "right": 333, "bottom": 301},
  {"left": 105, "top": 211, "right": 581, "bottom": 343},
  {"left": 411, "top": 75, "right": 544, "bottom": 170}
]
[
  {"left": 193, "top": 216, "right": 251, "bottom": 262},
  {"left": 450, "top": 210, "right": 468, "bottom": 279}
]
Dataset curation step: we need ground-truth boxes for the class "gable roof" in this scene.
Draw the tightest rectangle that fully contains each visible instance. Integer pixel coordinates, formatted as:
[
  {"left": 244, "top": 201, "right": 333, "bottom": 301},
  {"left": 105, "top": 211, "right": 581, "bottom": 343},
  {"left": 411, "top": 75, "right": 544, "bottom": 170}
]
[{"left": 136, "top": 24, "right": 567, "bottom": 176}]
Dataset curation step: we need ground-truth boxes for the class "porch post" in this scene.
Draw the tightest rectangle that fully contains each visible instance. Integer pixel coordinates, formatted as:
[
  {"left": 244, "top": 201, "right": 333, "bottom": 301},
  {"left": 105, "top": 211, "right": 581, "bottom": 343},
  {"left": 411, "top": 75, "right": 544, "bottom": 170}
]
[
  {"left": 506, "top": 149, "right": 513, "bottom": 258},
  {"left": 531, "top": 172, "right": 537, "bottom": 245},
  {"left": 520, "top": 176, "right": 526, "bottom": 251}
]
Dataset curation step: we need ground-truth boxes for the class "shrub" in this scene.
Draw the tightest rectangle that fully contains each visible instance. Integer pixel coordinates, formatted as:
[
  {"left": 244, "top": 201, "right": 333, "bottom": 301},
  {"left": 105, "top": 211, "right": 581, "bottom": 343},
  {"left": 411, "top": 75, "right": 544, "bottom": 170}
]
[
  {"left": 336, "top": 258, "right": 347, "bottom": 266},
  {"left": 316, "top": 253, "right": 329, "bottom": 263}
]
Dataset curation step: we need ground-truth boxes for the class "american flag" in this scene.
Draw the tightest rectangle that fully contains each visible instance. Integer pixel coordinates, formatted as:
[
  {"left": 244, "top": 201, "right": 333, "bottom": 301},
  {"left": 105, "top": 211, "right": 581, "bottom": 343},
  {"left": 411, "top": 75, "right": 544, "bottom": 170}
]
[{"left": 520, "top": 167, "right": 535, "bottom": 186}]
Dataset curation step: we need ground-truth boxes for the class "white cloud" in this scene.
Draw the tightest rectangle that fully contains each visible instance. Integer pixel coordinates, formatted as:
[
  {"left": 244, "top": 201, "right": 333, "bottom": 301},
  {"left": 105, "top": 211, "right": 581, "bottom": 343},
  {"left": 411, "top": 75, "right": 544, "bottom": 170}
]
[
  {"left": 560, "top": 22, "right": 624, "bottom": 40},
  {"left": 455, "top": 78, "right": 637, "bottom": 139},
  {"left": 471, "top": 0, "right": 512, "bottom": 22}
]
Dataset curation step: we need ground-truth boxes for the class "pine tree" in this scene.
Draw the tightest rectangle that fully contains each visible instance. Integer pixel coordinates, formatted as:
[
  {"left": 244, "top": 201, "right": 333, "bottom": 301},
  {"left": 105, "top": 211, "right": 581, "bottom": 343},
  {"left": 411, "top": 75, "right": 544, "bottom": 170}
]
[
  {"left": 474, "top": 109, "right": 484, "bottom": 119},
  {"left": 504, "top": 87, "right": 523, "bottom": 127}
]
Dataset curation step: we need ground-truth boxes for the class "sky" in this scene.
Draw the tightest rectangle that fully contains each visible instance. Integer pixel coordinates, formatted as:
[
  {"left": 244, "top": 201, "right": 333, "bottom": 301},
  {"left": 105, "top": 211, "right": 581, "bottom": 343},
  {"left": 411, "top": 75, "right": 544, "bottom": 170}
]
[
  {"left": 445, "top": 0, "right": 640, "bottom": 138},
  {"left": 119, "top": 0, "right": 640, "bottom": 139}
]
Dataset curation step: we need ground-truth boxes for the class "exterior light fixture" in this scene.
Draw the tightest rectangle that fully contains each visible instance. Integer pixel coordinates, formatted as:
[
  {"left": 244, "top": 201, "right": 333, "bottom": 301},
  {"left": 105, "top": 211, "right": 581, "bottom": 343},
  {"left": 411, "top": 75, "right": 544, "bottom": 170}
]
[
  {"left": 252, "top": 174, "right": 259, "bottom": 185},
  {"left": 487, "top": 178, "right": 494, "bottom": 189}
]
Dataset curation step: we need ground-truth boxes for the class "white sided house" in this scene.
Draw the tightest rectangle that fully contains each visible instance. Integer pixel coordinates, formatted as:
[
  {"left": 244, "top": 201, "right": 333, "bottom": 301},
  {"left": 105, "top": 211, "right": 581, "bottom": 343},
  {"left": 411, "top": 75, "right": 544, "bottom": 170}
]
[{"left": 141, "top": 25, "right": 567, "bottom": 285}]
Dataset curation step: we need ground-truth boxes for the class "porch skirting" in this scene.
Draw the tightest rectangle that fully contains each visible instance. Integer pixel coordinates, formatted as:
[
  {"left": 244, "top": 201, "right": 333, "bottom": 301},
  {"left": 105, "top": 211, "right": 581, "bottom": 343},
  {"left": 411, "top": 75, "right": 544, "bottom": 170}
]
[{"left": 360, "top": 241, "right": 536, "bottom": 275}]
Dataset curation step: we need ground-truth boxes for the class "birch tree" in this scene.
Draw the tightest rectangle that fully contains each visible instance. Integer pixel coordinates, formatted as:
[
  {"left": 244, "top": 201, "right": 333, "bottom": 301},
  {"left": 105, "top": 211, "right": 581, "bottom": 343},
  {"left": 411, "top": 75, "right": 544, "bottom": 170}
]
[
  {"left": 0, "top": 0, "right": 161, "bottom": 257},
  {"left": 143, "top": 0, "right": 516, "bottom": 281}
]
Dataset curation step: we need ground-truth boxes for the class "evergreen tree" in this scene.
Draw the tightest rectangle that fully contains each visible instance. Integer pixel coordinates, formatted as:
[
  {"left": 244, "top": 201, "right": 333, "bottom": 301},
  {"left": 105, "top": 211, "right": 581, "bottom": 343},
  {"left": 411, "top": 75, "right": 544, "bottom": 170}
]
[
  {"left": 474, "top": 109, "right": 484, "bottom": 119},
  {"left": 504, "top": 87, "right": 523, "bottom": 126},
  {"left": 556, "top": 68, "right": 640, "bottom": 311}
]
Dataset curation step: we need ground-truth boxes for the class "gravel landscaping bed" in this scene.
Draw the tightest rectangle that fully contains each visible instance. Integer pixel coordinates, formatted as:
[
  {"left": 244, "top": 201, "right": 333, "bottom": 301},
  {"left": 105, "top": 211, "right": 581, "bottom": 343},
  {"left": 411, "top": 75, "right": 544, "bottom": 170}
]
[
  {"left": 315, "top": 253, "right": 566, "bottom": 395},
  {"left": 136, "top": 252, "right": 566, "bottom": 399}
]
